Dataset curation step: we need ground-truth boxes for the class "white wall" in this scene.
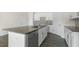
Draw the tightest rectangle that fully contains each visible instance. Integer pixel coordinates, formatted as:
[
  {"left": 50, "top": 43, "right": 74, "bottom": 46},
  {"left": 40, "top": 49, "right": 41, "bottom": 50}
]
[
  {"left": 50, "top": 12, "right": 65, "bottom": 38},
  {"left": 28, "top": 12, "right": 34, "bottom": 26},
  {"left": 50, "top": 12, "right": 77, "bottom": 38},
  {"left": 0, "top": 12, "right": 29, "bottom": 36}
]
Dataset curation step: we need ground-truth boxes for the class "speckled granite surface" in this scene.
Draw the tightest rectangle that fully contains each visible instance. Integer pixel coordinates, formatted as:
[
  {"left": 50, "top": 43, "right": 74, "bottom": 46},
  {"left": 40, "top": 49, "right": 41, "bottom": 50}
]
[
  {"left": 3, "top": 26, "right": 46, "bottom": 34},
  {"left": 65, "top": 26, "right": 79, "bottom": 32}
]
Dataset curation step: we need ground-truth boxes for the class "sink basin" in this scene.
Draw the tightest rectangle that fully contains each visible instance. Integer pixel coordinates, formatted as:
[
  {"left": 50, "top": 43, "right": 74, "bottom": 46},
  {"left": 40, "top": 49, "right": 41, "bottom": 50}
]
[
  {"left": 32, "top": 26, "right": 39, "bottom": 28},
  {"left": 32, "top": 25, "right": 45, "bottom": 28}
]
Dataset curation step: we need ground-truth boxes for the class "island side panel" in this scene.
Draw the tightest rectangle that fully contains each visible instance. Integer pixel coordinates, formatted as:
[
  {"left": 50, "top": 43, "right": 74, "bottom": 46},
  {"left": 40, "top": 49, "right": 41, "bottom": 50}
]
[
  {"left": 8, "top": 32, "right": 26, "bottom": 47},
  {"left": 38, "top": 26, "right": 48, "bottom": 46},
  {"left": 28, "top": 30, "right": 38, "bottom": 47}
]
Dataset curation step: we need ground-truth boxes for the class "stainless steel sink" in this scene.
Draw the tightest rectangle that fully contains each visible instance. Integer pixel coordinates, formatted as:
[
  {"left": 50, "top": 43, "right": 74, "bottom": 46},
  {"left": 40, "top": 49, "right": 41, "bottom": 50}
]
[{"left": 32, "top": 26, "right": 39, "bottom": 28}]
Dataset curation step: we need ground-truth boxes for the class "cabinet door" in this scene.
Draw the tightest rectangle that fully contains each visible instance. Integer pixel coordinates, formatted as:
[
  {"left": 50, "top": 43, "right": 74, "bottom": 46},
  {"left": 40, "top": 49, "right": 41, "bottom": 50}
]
[
  {"left": 38, "top": 28, "right": 43, "bottom": 46},
  {"left": 67, "top": 33, "right": 69, "bottom": 46},
  {"left": 38, "top": 26, "right": 48, "bottom": 46},
  {"left": 72, "top": 32, "right": 79, "bottom": 47},
  {"left": 28, "top": 31, "right": 38, "bottom": 47},
  {"left": 43, "top": 26, "right": 48, "bottom": 39},
  {"left": 64, "top": 27, "right": 69, "bottom": 45},
  {"left": 41, "top": 27, "right": 45, "bottom": 41},
  {"left": 68, "top": 33, "right": 72, "bottom": 47},
  {"left": 64, "top": 27, "right": 72, "bottom": 46}
]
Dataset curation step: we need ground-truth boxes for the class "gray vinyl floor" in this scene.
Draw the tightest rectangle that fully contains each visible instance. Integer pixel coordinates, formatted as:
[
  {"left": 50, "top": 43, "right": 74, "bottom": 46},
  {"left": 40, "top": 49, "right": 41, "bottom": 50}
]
[
  {"left": 41, "top": 33, "right": 68, "bottom": 47},
  {"left": 0, "top": 33, "right": 68, "bottom": 47}
]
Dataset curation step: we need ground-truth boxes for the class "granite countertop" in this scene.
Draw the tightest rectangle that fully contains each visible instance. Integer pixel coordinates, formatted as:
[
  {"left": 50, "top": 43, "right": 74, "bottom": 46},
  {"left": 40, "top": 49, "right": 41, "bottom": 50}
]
[
  {"left": 3, "top": 26, "right": 46, "bottom": 34},
  {"left": 65, "top": 26, "right": 79, "bottom": 32}
]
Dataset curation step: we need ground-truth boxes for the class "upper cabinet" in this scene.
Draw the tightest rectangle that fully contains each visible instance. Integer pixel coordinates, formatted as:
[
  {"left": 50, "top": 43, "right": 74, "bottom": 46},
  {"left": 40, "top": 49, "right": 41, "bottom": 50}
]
[
  {"left": 34, "top": 12, "right": 53, "bottom": 21},
  {"left": 70, "top": 12, "right": 79, "bottom": 19}
]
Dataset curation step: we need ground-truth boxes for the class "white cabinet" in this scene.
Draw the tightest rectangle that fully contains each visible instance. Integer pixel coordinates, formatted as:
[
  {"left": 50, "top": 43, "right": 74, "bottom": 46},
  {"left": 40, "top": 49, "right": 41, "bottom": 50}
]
[
  {"left": 38, "top": 28, "right": 43, "bottom": 46},
  {"left": 64, "top": 27, "right": 79, "bottom": 47},
  {"left": 70, "top": 12, "right": 77, "bottom": 19},
  {"left": 71, "top": 32, "right": 79, "bottom": 47},
  {"left": 8, "top": 30, "right": 38, "bottom": 47},
  {"left": 68, "top": 32, "right": 73, "bottom": 47},
  {"left": 8, "top": 26, "right": 48, "bottom": 47},
  {"left": 48, "top": 25, "right": 52, "bottom": 33},
  {"left": 9, "top": 32, "right": 26, "bottom": 47},
  {"left": 64, "top": 27, "right": 72, "bottom": 46},
  {"left": 38, "top": 26, "right": 48, "bottom": 46}
]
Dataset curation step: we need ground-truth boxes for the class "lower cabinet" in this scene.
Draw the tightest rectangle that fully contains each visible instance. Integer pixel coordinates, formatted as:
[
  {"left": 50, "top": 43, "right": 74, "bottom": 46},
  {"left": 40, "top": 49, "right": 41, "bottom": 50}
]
[
  {"left": 68, "top": 33, "right": 72, "bottom": 47},
  {"left": 71, "top": 32, "right": 79, "bottom": 47},
  {"left": 8, "top": 30, "right": 38, "bottom": 47},
  {"left": 64, "top": 27, "right": 79, "bottom": 47},
  {"left": 8, "top": 26, "right": 48, "bottom": 47},
  {"left": 38, "top": 26, "right": 48, "bottom": 46},
  {"left": 64, "top": 27, "right": 72, "bottom": 47},
  {"left": 9, "top": 32, "right": 26, "bottom": 47}
]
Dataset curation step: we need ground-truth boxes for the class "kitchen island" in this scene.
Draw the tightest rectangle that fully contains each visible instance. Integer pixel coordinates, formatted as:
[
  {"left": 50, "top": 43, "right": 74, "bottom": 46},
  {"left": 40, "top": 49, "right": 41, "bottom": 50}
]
[
  {"left": 64, "top": 26, "right": 79, "bottom": 47},
  {"left": 4, "top": 26, "right": 48, "bottom": 47}
]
